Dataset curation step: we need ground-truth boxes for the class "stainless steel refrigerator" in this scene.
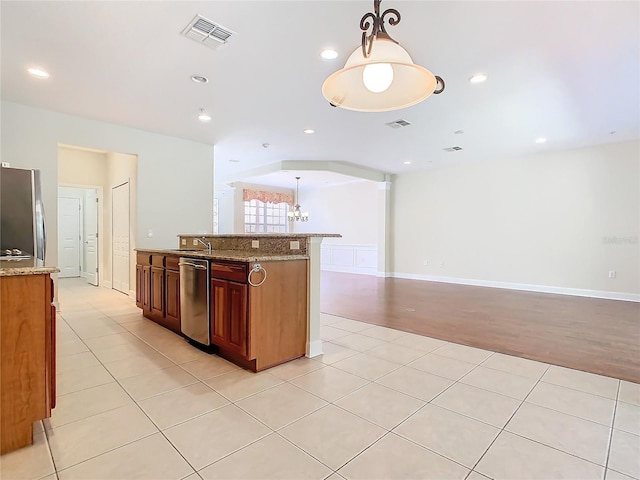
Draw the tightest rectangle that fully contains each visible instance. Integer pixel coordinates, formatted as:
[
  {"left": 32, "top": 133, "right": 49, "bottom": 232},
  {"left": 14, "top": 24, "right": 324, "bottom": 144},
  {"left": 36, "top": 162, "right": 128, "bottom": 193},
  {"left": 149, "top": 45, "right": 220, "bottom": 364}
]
[{"left": 1, "top": 167, "right": 46, "bottom": 260}]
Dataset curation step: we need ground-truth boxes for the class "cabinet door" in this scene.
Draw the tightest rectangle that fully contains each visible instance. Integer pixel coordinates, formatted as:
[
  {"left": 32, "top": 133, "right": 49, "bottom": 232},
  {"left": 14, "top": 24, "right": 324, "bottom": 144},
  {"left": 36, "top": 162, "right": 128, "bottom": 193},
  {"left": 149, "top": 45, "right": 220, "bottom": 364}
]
[
  {"left": 226, "top": 281, "right": 247, "bottom": 356},
  {"left": 142, "top": 266, "right": 151, "bottom": 311},
  {"left": 165, "top": 269, "right": 180, "bottom": 332},
  {"left": 135, "top": 265, "right": 143, "bottom": 308},
  {"left": 50, "top": 303, "right": 56, "bottom": 410},
  {"left": 210, "top": 278, "right": 228, "bottom": 346},
  {"left": 151, "top": 267, "right": 164, "bottom": 317},
  {"left": 48, "top": 277, "right": 56, "bottom": 411},
  {"left": 210, "top": 278, "right": 248, "bottom": 357}
]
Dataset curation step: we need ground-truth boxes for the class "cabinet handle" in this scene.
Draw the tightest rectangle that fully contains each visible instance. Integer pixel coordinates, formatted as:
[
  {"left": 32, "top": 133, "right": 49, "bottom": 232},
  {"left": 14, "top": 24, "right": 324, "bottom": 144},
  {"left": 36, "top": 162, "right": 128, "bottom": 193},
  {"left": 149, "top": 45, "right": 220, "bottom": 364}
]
[
  {"left": 248, "top": 263, "right": 267, "bottom": 287},
  {"left": 178, "top": 262, "right": 207, "bottom": 270}
]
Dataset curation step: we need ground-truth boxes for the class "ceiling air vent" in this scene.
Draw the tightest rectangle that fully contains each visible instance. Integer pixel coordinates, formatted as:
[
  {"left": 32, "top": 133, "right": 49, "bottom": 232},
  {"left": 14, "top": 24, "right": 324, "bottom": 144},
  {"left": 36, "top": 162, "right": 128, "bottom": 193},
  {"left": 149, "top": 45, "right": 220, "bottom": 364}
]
[
  {"left": 443, "top": 146, "right": 463, "bottom": 152},
  {"left": 182, "top": 15, "right": 235, "bottom": 49},
  {"left": 386, "top": 119, "right": 412, "bottom": 129}
]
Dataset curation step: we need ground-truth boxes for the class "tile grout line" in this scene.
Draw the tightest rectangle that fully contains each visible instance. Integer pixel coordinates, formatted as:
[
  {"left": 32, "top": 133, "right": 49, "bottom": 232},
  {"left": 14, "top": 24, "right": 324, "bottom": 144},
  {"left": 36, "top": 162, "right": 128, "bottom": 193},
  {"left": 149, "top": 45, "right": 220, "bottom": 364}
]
[
  {"left": 466, "top": 363, "right": 551, "bottom": 476},
  {"left": 467, "top": 364, "right": 619, "bottom": 476},
  {"left": 350, "top": 357, "right": 497, "bottom": 475},
  {"left": 51, "top": 285, "right": 632, "bottom": 479},
  {"left": 602, "top": 380, "right": 621, "bottom": 479},
  {"left": 55, "top": 297, "right": 204, "bottom": 477}
]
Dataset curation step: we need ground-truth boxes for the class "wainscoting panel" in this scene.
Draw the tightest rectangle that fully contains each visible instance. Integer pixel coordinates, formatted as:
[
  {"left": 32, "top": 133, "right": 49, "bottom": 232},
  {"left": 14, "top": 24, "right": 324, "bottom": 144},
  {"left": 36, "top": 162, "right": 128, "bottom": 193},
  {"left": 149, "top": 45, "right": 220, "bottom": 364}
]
[{"left": 321, "top": 244, "right": 377, "bottom": 275}]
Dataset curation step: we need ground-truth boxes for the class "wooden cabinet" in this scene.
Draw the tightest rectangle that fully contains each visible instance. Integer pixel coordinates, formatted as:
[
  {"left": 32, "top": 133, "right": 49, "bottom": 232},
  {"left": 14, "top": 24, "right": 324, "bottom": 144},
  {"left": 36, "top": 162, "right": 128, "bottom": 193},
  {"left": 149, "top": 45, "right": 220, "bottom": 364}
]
[
  {"left": 136, "top": 253, "right": 151, "bottom": 312},
  {"left": 151, "top": 266, "right": 164, "bottom": 317},
  {"left": 142, "top": 266, "right": 151, "bottom": 311},
  {"left": 1, "top": 273, "right": 56, "bottom": 454},
  {"left": 163, "top": 255, "right": 181, "bottom": 334},
  {"left": 209, "top": 259, "right": 307, "bottom": 372},
  {"left": 135, "top": 264, "right": 143, "bottom": 308},
  {"left": 135, "top": 252, "right": 180, "bottom": 334},
  {"left": 246, "top": 260, "right": 308, "bottom": 371},
  {"left": 210, "top": 278, "right": 247, "bottom": 357},
  {"left": 135, "top": 250, "right": 308, "bottom": 372}
]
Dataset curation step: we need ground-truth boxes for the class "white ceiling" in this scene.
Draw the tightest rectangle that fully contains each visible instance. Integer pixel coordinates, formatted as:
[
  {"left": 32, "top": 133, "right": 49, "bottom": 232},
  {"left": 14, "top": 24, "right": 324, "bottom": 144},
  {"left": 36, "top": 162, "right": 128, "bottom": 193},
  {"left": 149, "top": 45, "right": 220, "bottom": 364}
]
[{"left": 2, "top": 1, "right": 638, "bottom": 188}]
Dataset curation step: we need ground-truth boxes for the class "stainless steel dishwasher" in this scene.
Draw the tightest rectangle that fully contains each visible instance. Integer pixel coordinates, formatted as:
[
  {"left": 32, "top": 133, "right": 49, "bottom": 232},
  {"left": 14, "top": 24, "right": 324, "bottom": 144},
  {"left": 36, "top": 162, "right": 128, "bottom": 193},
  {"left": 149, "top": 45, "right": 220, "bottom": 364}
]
[{"left": 179, "top": 257, "right": 210, "bottom": 345}]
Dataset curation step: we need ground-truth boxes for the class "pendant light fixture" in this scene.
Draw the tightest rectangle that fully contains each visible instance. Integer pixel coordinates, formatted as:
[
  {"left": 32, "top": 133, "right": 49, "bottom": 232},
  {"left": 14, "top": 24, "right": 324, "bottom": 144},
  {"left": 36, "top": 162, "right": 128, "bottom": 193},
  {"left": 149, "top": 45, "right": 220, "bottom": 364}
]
[
  {"left": 288, "top": 177, "right": 309, "bottom": 222},
  {"left": 322, "top": 0, "right": 444, "bottom": 112}
]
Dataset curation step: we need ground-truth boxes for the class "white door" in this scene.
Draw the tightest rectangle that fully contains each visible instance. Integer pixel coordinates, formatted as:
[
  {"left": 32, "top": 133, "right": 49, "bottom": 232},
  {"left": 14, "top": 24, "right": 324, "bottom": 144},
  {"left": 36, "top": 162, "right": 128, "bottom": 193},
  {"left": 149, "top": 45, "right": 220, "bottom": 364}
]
[
  {"left": 84, "top": 189, "right": 99, "bottom": 286},
  {"left": 58, "top": 197, "right": 81, "bottom": 278},
  {"left": 112, "top": 182, "right": 130, "bottom": 294}
]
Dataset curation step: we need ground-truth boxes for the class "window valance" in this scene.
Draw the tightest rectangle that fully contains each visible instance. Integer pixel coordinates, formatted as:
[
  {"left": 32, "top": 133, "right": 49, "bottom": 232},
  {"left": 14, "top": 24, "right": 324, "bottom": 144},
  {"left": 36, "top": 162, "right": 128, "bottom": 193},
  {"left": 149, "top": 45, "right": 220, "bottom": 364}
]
[{"left": 243, "top": 188, "right": 293, "bottom": 206}]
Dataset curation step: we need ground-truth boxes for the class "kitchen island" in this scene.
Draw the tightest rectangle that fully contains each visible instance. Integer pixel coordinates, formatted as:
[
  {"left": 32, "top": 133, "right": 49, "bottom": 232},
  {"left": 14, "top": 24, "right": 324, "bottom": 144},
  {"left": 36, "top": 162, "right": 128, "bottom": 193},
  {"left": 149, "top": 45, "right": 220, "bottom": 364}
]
[
  {"left": 136, "top": 233, "right": 339, "bottom": 371},
  {"left": 0, "top": 258, "right": 58, "bottom": 454}
]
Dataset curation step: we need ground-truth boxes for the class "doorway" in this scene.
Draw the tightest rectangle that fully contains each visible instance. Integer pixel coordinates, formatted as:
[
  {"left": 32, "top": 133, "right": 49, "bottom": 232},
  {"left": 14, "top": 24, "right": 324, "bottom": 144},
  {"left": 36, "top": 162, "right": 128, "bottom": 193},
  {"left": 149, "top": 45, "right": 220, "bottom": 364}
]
[
  {"left": 57, "top": 186, "right": 100, "bottom": 285},
  {"left": 111, "top": 181, "right": 130, "bottom": 294},
  {"left": 58, "top": 145, "right": 138, "bottom": 296}
]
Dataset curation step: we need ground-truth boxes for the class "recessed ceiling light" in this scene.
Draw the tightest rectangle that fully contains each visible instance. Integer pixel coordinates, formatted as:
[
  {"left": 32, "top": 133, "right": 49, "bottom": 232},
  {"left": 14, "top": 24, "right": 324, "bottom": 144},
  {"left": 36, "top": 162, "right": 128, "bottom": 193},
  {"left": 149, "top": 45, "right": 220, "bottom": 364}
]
[
  {"left": 320, "top": 49, "right": 338, "bottom": 60},
  {"left": 262, "top": 143, "right": 270, "bottom": 149},
  {"left": 303, "top": 128, "right": 315, "bottom": 134},
  {"left": 27, "top": 67, "right": 49, "bottom": 79},
  {"left": 535, "top": 137, "right": 547, "bottom": 144},
  {"left": 191, "top": 75, "right": 209, "bottom": 84},
  {"left": 609, "top": 131, "right": 617, "bottom": 135},
  {"left": 454, "top": 130, "right": 464, "bottom": 135},
  {"left": 403, "top": 161, "right": 412, "bottom": 165},
  {"left": 198, "top": 109, "right": 212, "bottom": 122},
  {"left": 229, "top": 159, "right": 240, "bottom": 163},
  {"left": 469, "top": 73, "right": 487, "bottom": 84}
]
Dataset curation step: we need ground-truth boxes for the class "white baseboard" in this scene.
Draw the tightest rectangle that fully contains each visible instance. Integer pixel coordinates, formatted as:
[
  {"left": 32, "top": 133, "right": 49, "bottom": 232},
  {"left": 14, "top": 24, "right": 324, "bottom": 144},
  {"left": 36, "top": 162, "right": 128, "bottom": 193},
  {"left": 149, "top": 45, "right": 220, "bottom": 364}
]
[
  {"left": 391, "top": 272, "right": 640, "bottom": 303},
  {"left": 103, "top": 280, "right": 112, "bottom": 289},
  {"left": 321, "top": 265, "right": 377, "bottom": 276},
  {"left": 128, "top": 289, "right": 136, "bottom": 299},
  {"left": 306, "top": 339, "right": 324, "bottom": 358}
]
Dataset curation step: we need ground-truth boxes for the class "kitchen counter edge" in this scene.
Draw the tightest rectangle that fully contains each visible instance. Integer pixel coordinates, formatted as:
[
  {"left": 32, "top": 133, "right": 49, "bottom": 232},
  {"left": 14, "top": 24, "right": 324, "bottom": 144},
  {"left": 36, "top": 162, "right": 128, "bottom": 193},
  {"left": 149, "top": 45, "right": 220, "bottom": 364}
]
[
  {"left": 136, "top": 248, "right": 308, "bottom": 262},
  {"left": 176, "top": 233, "right": 341, "bottom": 238},
  {"left": 0, "top": 263, "right": 60, "bottom": 277}
]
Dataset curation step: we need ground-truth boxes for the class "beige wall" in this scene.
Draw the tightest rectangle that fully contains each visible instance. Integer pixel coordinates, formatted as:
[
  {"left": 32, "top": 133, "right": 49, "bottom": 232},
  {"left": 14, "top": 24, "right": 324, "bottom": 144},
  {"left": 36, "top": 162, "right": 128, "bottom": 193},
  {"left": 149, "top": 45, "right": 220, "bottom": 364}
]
[
  {"left": 58, "top": 148, "right": 108, "bottom": 185},
  {"left": 293, "top": 180, "right": 378, "bottom": 245},
  {"left": 391, "top": 140, "right": 640, "bottom": 295}
]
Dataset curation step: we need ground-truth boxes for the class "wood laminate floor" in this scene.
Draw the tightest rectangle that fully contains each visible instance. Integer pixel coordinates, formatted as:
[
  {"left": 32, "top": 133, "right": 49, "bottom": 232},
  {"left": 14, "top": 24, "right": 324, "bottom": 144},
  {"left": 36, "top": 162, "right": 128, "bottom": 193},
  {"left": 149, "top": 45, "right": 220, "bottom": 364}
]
[{"left": 320, "top": 272, "right": 640, "bottom": 384}]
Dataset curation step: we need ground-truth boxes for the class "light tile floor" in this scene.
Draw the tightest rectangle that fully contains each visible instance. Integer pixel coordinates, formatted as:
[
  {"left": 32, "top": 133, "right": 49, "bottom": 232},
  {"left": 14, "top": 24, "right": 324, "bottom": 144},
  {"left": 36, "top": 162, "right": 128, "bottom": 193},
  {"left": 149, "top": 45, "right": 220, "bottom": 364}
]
[{"left": 2, "top": 278, "right": 639, "bottom": 480}]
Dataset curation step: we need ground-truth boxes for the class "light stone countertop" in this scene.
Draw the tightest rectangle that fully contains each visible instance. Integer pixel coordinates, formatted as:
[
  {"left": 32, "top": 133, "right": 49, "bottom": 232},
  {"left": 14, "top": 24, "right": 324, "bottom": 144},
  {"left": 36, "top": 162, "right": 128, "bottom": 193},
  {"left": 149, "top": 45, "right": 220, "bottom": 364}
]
[
  {"left": 0, "top": 258, "right": 60, "bottom": 276},
  {"left": 136, "top": 248, "right": 308, "bottom": 262},
  {"left": 177, "top": 233, "right": 341, "bottom": 238}
]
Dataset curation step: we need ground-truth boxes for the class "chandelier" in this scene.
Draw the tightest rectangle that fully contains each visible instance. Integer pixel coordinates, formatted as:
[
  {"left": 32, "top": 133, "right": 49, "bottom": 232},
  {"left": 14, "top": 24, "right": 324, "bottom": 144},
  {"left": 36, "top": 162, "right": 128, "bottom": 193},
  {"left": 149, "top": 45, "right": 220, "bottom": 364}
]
[
  {"left": 288, "top": 177, "right": 309, "bottom": 222},
  {"left": 322, "top": 0, "right": 444, "bottom": 112}
]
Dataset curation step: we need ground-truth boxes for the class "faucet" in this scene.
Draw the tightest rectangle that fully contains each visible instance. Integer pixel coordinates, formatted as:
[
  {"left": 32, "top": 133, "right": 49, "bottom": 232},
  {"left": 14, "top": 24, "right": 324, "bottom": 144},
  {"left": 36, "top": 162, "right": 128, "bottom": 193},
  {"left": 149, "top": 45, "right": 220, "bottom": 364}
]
[{"left": 195, "top": 237, "right": 212, "bottom": 254}]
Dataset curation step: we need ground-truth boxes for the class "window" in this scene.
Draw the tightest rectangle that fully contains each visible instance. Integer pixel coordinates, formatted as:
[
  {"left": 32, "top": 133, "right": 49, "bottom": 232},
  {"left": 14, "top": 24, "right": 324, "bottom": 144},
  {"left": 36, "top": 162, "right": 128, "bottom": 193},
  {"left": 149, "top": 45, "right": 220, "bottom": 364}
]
[{"left": 244, "top": 199, "right": 289, "bottom": 233}]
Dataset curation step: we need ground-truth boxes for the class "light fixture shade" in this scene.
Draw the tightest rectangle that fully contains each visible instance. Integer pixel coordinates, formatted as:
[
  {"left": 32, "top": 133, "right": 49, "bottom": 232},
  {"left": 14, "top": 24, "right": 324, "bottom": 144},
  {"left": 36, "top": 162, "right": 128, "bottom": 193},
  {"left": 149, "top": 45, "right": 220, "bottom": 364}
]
[{"left": 322, "top": 37, "right": 438, "bottom": 112}]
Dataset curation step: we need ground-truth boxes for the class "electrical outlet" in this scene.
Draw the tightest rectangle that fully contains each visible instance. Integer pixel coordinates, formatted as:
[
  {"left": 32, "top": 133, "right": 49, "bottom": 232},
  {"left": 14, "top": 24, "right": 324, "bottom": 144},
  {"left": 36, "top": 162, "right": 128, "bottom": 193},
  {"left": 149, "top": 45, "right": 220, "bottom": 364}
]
[
  {"left": 440, "top": 261, "right": 444, "bottom": 267},
  {"left": 192, "top": 238, "right": 198, "bottom": 246},
  {"left": 423, "top": 260, "right": 429, "bottom": 266},
  {"left": 290, "top": 240, "right": 300, "bottom": 250},
  {"left": 1, "top": 162, "right": 10, "bottom": 168},
  {"left": 608, "top": 270, "right": 616, "bottom": 278},
  {"left": 181, "top": 238, "right": 187, "bottom": 246},
  {"left": 252, "top": 240, "right": 259, "bottom": 248},
  {"left": 147, "top": 229, "right": 153, "bottom": 238}
]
